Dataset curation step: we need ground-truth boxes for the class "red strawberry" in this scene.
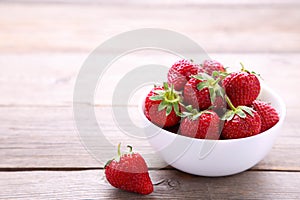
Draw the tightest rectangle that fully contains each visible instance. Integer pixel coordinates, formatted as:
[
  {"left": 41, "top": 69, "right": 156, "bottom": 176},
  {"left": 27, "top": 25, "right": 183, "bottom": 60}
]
[
  {"left": 105, "top": 144, "right": 153, "bottom": 195},
  {"left": 222, "top": 64, "right": 260, "bottom": 107},
  {"left": 221, "top": 96, "right": 261, "bottom": 139},
  {"left": 144, "top": 83, "right": 180, "bottom": 128},
  {"left": 183, "top": 73, "right": 225, "bottom": 110},
  {"left": 202, "top": 60, "right": 226, "bottom": 76},
  {"left": 180, "top": 107, "right": 220, "bottom": 139},
  {"left": 167, "top": 59, "right": 199, "bottom": 91},
  {"left": 211, "top": 95, "right": 227, "bottom": 116},
  {"left": 252, "top": 100, "right": 279, "bottom": 132}
]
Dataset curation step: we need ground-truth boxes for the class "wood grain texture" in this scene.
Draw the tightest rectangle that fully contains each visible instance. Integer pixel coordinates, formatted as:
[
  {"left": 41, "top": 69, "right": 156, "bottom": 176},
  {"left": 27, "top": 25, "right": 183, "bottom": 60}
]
[
  {"left": 0, "top": 53, "right": 299, "bottom": 106},
  {"left": 3, "top": 0, "right": 300, "bottom": 6},
  {"left": 0, "top": 106, "right": 299, "bottom": 171},
  {"left": 0, "top": 170, "right": 300, "bottom": 199},
  {"left": 0, "top": 3, "right": 299, "bottom": 53},
  {"left": 0, "top": 1, "right": 299, "bottom": 199}
]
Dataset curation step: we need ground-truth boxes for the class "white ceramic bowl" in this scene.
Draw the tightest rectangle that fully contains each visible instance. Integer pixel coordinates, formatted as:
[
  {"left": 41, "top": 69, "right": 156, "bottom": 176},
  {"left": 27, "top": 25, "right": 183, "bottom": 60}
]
[{"left": 139, "top": 84, "right": 286, "bottom": 177}]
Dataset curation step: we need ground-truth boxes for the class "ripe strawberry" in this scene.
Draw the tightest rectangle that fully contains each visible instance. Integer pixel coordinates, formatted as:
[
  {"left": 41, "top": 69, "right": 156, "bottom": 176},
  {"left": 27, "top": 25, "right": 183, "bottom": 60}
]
[
  {"left": 252, "top": 100, "right": 279, "bottom": 132},
  {"left": 144, "top": 83, "right": 180, "bottom": 128},
  {"left": 202, "top": 60, "right": 226, "bottom": 76},
  {"left": 221, "top": 96, "right": 261, "bottom": 139},
  {"left": 222, "top": 64, "right": 260, "bottom": 107},
  {"left": 211, "top": 95, "right": 227, "bottom": 116},
  {"left": 105, "top": 144, "right": 153, "bottom": 195},
  {"left": 167, "top": 59, "right": 199, "bottom": 91},
  {"left": 183, "top": 73, "right": 225, "bottom": 110},
  {"left": 180, "top": 106, "right": 220, "bottom": 139}
]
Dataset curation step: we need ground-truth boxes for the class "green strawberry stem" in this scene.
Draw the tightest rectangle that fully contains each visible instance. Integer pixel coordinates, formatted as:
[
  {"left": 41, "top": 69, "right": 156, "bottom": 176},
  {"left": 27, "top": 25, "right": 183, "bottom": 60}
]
[
  {"left": 170, "top": 84, "right": 174, "bottom": 98},
  {"left": 117, "top": 143, "right": 133, "bottom": 155},
  {"left": 225, "top": 95, "right": 236, "bottom": 111},
  {"left": 222, "top": 95, "right": 255, "bottom": 121},
  {"left": 239, "top": 62, "right": 261, "bottom": 78},
  {"left": 117, "top": 143, "right": 121, "bottom": 157},
  {"left": 240, "top": 62, "right": 246, "bottom": 72},
  {"left": 113, "top": 143, "right": 134, "bottom": 163},
  {"left": 150, "top": 83, "right": 181, "bottom": 116},
  {"left": 165, "top": 84, "right": 180, "bottom": 103},
  {"left": 211, "top": 77, "right": 220, "bottom": 86},
  {"left": 127, "top": 145, "right": 133, "bottom": 153}
]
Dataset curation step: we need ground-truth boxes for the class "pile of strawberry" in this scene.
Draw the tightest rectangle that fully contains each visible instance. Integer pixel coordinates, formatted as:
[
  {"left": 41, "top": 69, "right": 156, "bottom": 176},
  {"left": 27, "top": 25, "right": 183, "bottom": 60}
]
[{"left": 144, "top": 59, "right": 280, "bottom": 139}]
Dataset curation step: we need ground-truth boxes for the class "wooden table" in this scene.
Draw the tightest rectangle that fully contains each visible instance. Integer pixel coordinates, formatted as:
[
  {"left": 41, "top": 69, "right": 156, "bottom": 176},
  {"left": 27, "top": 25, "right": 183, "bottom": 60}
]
[{"left": 1, "top": 1, "right": 300, "bottom": 199}]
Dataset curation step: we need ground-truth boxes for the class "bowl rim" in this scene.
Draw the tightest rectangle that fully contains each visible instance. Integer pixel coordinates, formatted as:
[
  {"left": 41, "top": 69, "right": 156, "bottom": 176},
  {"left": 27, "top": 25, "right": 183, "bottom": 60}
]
[{"left": 138, "top": 83, "right": 286, "bottom": 143}]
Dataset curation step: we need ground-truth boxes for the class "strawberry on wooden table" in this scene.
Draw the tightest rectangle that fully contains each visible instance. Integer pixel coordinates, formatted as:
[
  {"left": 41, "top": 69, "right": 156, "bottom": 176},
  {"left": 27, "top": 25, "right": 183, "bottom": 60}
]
[
  {"left": 252, "top": 100, "right": 279, "bottom": 132},
  {"left": 180, "top": 105, "right": 220, "bottom": 140},
  {"left": 144, "top": 83, "right": 181, "bottom": 128},
  {"left": 105, "top": 144, "right": 153, "bottom": 195},
  {"left": 167, "top": 59, "right": 199, "bottom": 91},
  {"left": 222, "top": 63, "right": 260, "bottom": 107},
  {"left": 221, "top": 96, "right": 262, "bottom": 139}
]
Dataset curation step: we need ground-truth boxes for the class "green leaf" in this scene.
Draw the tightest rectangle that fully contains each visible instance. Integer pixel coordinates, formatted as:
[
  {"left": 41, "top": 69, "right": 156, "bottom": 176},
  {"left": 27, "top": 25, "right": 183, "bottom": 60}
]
[
  {"left": 166, "top": 104, "right": 172, "bottom": 116},
  {"left": 217, "top": 87, "right": 225, "bottom": 98},
  {"left": 149, "top": 95, "right": 164, "bottom": 101},
  {"left": 202, "top": 110, "right": 213, "bottom": 115},
  {"left": 173, "top": 102, "right": 180, "bottom": 115},
  {"left": 219, "top": 71, "right": 230, "bottom": 78},
  {"left": 212, "top": 71, "right": 219, "bottom": 78},
  {"left": 185, "top": 105, "right": 193, "bottom": 112},
  {"left": 209, "top": 87, "right": 216, "bottom": 103},
  {"left": 192, "top": 112, "right": 202, "bottom": 120},
  {"left": 236, "top": 109, "right": 246, "bottom": 118},
  {"left": 221, "top": 110, "right": 235, "bottom": 121},
  {"left": 163, "top": 82, "right": 169, "bottom": 90},
  {"left": 158, "top": 101, "right": 167, "bottom": 111},
  {"left": 197, "top": 81, "right": 208, "bottom": 91},
  {"left": 192, "top": 74, "right": 203, "bottom": 80},
  {"left": 153, "top": 90, "right": 165, "bottom": 95},
  {"left": 182, "top": 112, "right": 193, "bottom": 117},
  {"left": 203, "top": 73, "right": 213, "bottom": 80},
  {"left": 239, "top": 106, "right": 254, "bottom": 117}
]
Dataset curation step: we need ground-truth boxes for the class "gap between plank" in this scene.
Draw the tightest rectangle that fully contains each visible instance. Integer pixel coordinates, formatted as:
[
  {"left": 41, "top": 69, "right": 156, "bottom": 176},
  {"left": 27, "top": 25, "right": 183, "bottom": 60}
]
[{"left": 0, "top": 167, "right": 299, "bottom": 173}]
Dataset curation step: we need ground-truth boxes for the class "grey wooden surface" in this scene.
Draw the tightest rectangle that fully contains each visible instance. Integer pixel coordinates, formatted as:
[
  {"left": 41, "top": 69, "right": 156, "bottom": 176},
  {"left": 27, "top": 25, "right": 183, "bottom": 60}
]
[{"left": 0, "top": 1, "right": 299, "bottom": 199}]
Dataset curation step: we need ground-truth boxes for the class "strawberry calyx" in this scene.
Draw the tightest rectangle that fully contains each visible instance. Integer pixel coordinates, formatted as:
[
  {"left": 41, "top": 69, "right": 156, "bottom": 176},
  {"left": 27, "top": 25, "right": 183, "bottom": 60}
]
[
  {"left": 149, "top": 82, "right": 181, "bottom": 116},
  {"left": 181, "top": 104, "right": 213, "bottom": 121},
  {"left": 104, "top": 143, "right": 133, "bottom": 168},
  {"left": 240, "top": 62, "right": 261, "bottom": 77},
  {"left": 221, "top": 95, "right": 254, "bottom": 121},
  {"left": 212, "top": 70, "right": 230, "bottom": 79},
  {"left": 192, "top": 73, "right": 225, "bottom": 104}
]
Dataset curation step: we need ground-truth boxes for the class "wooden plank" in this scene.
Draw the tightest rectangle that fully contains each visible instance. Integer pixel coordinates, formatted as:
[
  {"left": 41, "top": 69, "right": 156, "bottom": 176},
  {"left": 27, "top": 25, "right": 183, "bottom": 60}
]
[
  {"left": 0, "top": 4, "right": 299, "bottom": 53},
  {"left": 2, "top": 0, "right": 300, "bottom": 6},
  {"left": 0, "top": 106, "right": 299, "bottom": 171},
  {"left": 0, "top": 170, "right": 299, "bottom": 199},
  {"left": 0, "top": 53, "right": 299, "bottom": 106}
]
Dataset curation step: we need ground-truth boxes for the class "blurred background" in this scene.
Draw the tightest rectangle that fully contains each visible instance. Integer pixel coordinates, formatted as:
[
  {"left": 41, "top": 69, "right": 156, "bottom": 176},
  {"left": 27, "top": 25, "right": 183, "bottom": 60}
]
[
  {"left": 2, "top": 0, "right": 299, "bottom": 53},
  {"left": 0, "top": 0, "right": 299, "bottom": 106}
]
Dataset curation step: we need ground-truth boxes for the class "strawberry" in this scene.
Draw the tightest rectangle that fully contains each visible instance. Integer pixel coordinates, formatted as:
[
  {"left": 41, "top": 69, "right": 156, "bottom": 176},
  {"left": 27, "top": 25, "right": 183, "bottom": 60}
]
[
  {"left": 144, "top": 83, "right": 180, "bottom": 128},
  {"left": 221, "top": 96, "right": 261, "bottom": 139},
  {"left": 222, "top": 64, "right": 260, "bottom": 107},
  {"left": 211, "top": 95, "right": 227, "bottom": 116},
  {"left": 202, "top": 60, "right": 226, "bottom": 76},
  {"left": 105, "top": 144, "right": 153, "bottom": 195},
  {"left": 167, "top": 59, "right": 199, "bottom": 91},
  {"left": 252, "top": 100, "right": 279, "bottom": 132},
  {"left": 183, "top": 73, "right": 225, "bottom": 110},
  {"left": 180, "top": 106, "right": 220, "bottom": 139}
]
